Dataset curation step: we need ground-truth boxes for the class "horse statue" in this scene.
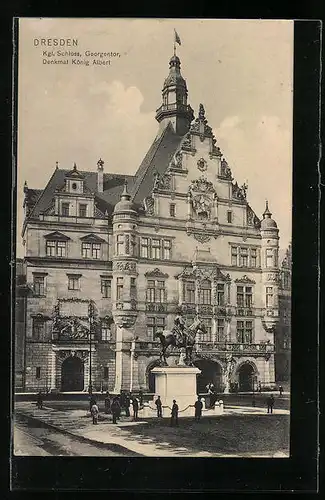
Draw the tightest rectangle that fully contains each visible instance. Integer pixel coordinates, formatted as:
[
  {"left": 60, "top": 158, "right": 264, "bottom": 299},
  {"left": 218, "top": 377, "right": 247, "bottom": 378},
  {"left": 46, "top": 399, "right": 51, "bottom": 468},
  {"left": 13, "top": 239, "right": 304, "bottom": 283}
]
[{"left": 155, "top": 316, "right": 207, "bottom": 366}]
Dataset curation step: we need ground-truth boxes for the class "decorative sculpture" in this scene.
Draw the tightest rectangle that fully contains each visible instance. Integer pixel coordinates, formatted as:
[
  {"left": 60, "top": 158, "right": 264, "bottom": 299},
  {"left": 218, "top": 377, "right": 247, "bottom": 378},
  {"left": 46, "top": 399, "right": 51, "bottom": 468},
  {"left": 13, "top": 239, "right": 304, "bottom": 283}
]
[{"left": 155, "top": 315, "right": 207, "bottom": 366}]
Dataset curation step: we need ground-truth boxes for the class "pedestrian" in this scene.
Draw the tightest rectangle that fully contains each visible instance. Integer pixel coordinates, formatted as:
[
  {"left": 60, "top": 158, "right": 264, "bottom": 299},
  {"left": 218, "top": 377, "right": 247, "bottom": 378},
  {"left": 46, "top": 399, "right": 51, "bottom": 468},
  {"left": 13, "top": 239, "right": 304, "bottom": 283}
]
[
  {"left": 91, "top": 402, "right": 99, "bottom": 425},
  {"left": 89, "top": 395, "right": 96, "bottom": 413},
  {"left": 279, "top": 385, "right": 283, "bottom": 397},
  {"left": 104, "top": 392, "right": 111, "bottom": 414},
  {"left": 266, "top": 394, "right": 275, "bottom": 414},
  {"left": 111, "top": 397, "right": 120, "bottom": 424},
  {"left": 194, "top": 396, "right": 203, "bottom": 422},
  {"left": 258, "top": 381, "right": 262, "bottom": 393},
  {"left": 132, "top": 396, "right": 139, "bottom": 421},
  {"left": 139, "top": 390, "right": 144, "bottom": 407},
  {"left": 125, "top": 392, "right": 131, "bottom": 417},
  {"left": 36, "top": 391, "right": 43, "bottom": 409},
  {"left": 170, "top": 399, "right": 179, "bottom": 426},
  {"left": 155, "top": 395, "right": 163, "bottom": 418}
]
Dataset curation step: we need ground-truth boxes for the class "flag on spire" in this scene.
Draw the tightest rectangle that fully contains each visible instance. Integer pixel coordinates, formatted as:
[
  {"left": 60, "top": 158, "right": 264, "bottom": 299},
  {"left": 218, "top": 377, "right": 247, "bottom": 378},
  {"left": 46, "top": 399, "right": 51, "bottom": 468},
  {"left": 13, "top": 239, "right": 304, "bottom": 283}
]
[{"left": 174, "top": 29, "right": 181, "bottom": 46}]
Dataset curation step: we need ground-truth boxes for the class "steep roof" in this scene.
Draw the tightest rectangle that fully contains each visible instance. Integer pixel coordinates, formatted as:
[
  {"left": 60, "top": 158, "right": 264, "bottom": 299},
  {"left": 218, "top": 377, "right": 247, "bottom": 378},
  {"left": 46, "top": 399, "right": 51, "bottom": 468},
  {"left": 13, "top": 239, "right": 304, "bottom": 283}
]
[
  {"left": 131, "top": 122, "right": 184, "bottom": 204},
  {"left": 25, "top": 169, "right": 135, "bottom": 220}
]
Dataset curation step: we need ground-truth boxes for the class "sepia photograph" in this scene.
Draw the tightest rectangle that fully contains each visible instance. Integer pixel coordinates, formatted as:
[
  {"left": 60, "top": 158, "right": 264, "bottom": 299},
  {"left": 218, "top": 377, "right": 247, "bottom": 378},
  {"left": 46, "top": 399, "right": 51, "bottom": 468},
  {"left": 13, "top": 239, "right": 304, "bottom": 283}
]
[{"left": 13, "top": 18, "right": 293, "bottom": 459}]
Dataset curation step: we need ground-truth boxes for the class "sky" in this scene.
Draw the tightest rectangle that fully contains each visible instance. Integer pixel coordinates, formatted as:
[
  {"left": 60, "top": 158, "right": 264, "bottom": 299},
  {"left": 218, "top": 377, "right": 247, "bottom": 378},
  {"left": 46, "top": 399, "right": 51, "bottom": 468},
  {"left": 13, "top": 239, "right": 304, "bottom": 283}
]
[{"left": 17, "top": 18, "right": 293, "bottom": 257}]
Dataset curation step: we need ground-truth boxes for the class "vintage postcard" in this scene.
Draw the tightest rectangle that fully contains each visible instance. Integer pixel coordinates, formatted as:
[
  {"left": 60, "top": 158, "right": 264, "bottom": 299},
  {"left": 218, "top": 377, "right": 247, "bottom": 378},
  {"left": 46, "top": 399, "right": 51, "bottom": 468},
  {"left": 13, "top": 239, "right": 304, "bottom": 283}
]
[{"left": 13, "top": 18, "right": 293, "bottom": 460}]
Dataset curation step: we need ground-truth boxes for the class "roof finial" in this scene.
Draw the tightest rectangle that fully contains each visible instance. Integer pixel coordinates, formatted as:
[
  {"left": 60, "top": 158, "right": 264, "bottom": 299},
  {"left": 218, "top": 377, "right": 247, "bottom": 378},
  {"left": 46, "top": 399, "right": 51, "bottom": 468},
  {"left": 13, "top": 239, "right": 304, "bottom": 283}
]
[
  {"left": 263, "top": 200, "right": 272, "bottom": 218},
  {"left": 97, "top": 158, "right": 104, "bottom": 170},
  {"left": 198, "top": 104, "right": 205, "bottom": 120},
  {"left": 23, "top": 180, "right": 28, "bottom": 194},
  {"left": 55, "top": 161, "right": 59, "bottom": 170},
  {"left": 121, "top": 179, "right": 131, "bottom": 200},
  {"left": 73, "top": 162, "right": 77, "bottom": 171}
]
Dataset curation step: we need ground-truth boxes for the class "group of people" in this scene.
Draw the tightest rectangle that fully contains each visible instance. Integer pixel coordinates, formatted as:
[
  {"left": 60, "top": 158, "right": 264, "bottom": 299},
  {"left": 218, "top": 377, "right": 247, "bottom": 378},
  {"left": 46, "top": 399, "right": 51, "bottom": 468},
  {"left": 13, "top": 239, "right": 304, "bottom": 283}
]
[{"left": 90, "top": 391, "right": 142, "bottom": 425}]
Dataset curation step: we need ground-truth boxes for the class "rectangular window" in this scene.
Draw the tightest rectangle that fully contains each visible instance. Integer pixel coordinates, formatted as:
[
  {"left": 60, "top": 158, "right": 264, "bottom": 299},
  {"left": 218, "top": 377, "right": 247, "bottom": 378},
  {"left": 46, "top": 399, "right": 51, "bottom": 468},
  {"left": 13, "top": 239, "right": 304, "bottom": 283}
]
[
  {"left": 147, "top": 316, "right": 166, "bottom": 340},
  {"left": 236, "top": 286, "right": 244, "bottom": 307},
  {"left": 152, "top": 239, "right": 161, "bottom": 260},
  {"left": 61, "top": 203, "right": 70, "bottom": 216},
  {"left": 146, "top": 280, "right": 166, "bottom": 303},
  {"left": 163, "top": 239, "right": 171, "bottom": 260},
  {"left": 199, "top": 280, "right": 211, "bottom": 305},
  {"left": 32, "top": 319, "right": 44, "bottom": 340},
  {"left": 240, "top": 247, "right": 248, "bottom": 267},
  {"left": 199, "top": 318, "right": 212, "bottom": 342},
  {"left": 101, "top": 279, "right": 111, "bottom": 299},
  {"left": 33, "top": 276, "right": 45, "bottom": 296},
  {"left": 141, "top": 238, "right": 149, "bottom": 258},
  {"left": 46, "top": 240, "right": 56, "bottom": 257},
  {"left": 274, "top": 249, "right": 278, "bottom": 267},
  {"left": 245, "top": 286, "right": 252, "bottom": 307},
  {"left": 227, "top": 211, "right": 232, "bottom": 223},
  {"left": 92, "top": 243, "right": 101, "bottom": 259},
  {"left": 237, "top": 286, "right": 253, "bottom": 308},
  {"left": 116, "top": 277, "right": 123, "bottom": 301},
  {"left": 116, "top": 235, "right": 124, "bottom": 256},
  {"left": 170, "top": 204, "right": 176, "bottom": 217},
  {"left": 103, "top": 367, "right": 109, "bottom": 379},
  {"left": 36, "top": 367, "right": 41, "bottom": 379},
  {"left": 68, "top": 275, "right": 80, "bottom": 290},
  {"left": 79, "top": 204, "right": 87, "bottom": 217},
  {"left": 130, "top": 234, "right": 136, "bottom": 256},
  {"left": 216, "top": 283, "right": 225, "bottom": 306},
  {"left": 57, "top": 241, "right": 66, "bottom": 257},
  {"left": 216, "top": 319, "right": 225, "bottom": 342},
  {"left": 130, "top": 277, "right": 137, "bottom": 299},
  {"left": 266, "top": 286, "right": 273, "bottom": 307},
  {"left": 101, "top": 324, "right": 111, "bottom": 341},
  {"left": 231, "top": 246, "right": 238, "bottom": 266},
  {"left": 184, "top": 281, "right": 195, "bottom": 304},
  {"left": 266, "top": 249, "right": 273, "bottom": 268},
  {"left": 250, "top": 248, "right": 257, "bottom": 267},
  {"left": 82, "top": 242, "right": 92, "bottom": 258},
  {"left": 236, "top": 320, "right": 253, "bottom": 343}
]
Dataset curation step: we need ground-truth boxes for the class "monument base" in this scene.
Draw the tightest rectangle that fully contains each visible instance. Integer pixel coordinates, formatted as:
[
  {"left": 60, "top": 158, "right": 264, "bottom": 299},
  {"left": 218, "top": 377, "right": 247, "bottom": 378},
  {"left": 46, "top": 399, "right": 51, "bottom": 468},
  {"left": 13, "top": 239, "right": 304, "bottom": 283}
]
[{"left": 150, "top": 366, "right": 201, "bottom": 417}]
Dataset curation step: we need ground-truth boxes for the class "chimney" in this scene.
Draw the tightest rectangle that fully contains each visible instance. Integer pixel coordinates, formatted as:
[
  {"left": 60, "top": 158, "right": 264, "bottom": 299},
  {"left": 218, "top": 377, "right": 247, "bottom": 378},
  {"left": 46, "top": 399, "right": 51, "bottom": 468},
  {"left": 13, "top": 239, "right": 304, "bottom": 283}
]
[{"left": 97, "top": 158, "right": 104, "bottom": 193}]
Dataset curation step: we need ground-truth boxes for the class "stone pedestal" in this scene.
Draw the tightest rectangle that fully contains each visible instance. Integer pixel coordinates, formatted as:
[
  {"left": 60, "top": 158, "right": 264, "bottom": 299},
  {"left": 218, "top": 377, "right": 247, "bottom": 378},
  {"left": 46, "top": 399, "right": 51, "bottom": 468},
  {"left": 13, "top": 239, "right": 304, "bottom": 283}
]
[{"left": 151, "top": 366, "right": 201, "bottom": 417}]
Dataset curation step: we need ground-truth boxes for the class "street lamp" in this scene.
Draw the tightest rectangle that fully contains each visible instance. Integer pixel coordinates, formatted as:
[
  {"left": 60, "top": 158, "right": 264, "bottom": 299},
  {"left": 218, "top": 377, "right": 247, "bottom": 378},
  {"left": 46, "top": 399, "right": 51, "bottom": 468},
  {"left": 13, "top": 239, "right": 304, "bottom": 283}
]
[
  {"left": 88, "top": 301, "right": 94, "bottom": 395},
  {"left": 252, "top": 374, "right": 256, "bottom": 407}
]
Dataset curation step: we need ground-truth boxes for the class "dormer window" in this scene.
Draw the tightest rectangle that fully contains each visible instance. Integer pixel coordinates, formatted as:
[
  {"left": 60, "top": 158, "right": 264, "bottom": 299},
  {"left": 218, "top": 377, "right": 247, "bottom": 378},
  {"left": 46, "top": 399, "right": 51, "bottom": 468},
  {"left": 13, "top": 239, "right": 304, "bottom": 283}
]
[{"left": 44, "top": 231, "right": 70, "bottom": 257}]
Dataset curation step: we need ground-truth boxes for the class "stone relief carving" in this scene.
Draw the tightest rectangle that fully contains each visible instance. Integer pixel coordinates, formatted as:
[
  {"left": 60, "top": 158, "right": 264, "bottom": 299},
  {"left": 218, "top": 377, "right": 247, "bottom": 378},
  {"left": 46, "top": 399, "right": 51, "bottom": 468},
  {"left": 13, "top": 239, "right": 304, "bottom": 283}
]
[
  {"left": 113, "top": 261, "right": 137, "bottom": 273},
  {"left": 220, "top": 158, "right": 233, "bottom": 179},
  {"left": 267, "top": 273, "right": 280, "bottom": 282},
  {"left": 143, "top": 196, "right": 154, "bottom": 216},
  {"left": 190, "top": 104, "right": 213, "bottom": 141},
  {"left": 235, "top": 275, "right": 256, "bottom": 284},
  {"left": 197, "top": 157, "right": 207, "bottom": 172},
  {"left": 189, "top": 176, "right": 216, "bottom": 195},
  {"left": 144, "top": 268, "right": 169, "bottom": 278},
  {"left": 125, "top": 234, "right": 130, "bottom": 254},
  {"left": 193, "top": 232, "right": 211, "bottom": 243},
  {"left": 181, "top": 132, "right": 194, "bottom": 152},
  {"left": 232, "top": 182, "right": 247, "bottom": 201}
]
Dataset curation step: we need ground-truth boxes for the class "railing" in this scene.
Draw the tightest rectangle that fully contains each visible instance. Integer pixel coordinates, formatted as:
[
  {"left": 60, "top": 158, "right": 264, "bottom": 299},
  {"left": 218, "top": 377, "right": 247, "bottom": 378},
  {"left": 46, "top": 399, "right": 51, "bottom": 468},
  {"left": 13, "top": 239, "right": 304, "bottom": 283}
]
[
  {"left": 195, "top": 342, "right": 275, "bottom": 354},
  {"left": 145, "top": 303, "right": 167, "bottom": 313},
  {"left": 236, "top": 308, "right": 254, "bottom": 317},
  {"left": 156, "top": 103, "right": 192, "bottom": 114},
  {"left": 198, "top": 304, "right": 213, "bottom": 315}
]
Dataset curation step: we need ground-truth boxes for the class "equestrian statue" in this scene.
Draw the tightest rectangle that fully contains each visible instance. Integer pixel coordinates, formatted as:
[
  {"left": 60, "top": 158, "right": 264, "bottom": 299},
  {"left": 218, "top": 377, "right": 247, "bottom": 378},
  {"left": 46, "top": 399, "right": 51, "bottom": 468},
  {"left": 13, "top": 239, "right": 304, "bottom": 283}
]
[{"left": 155, "top": 315, "right": 207, "bottom": 366}]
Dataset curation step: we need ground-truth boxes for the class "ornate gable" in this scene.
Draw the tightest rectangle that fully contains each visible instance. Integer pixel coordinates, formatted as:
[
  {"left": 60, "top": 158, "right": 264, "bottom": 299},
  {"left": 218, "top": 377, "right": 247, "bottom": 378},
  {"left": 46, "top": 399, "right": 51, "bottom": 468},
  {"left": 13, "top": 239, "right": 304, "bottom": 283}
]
[
  {"left": 144, "top": 268, "right": 169, "bottom": 278},
  {"left": 80, "top": 233, "right": 106, "bottom": 243},
  {"left": 44, "top": 231, "right": 71, "bottom": 241},
  {"left": 235, "top": 275, "right": 256, "bottom": 284}
]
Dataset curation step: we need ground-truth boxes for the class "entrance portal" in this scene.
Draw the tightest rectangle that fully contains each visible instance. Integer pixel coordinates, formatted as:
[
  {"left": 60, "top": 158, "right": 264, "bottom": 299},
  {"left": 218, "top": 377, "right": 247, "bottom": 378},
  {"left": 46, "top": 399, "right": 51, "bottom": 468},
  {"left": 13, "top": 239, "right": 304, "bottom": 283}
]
[
  {"left": 61, "top": 356, "right": 84, "bottom": 392},
  {"left": 193, "top": 359, "right": 223, "bottom": 393},
  {"left": 238, "top": 363, "right": 255, "bottom": 392}
]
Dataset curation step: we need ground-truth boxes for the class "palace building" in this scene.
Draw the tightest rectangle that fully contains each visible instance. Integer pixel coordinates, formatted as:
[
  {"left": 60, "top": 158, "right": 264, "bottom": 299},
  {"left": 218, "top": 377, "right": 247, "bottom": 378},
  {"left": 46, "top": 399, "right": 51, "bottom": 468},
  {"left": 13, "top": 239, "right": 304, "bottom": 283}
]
[{"left": 19, "top": 52, "right": 281, "bottom": 394}]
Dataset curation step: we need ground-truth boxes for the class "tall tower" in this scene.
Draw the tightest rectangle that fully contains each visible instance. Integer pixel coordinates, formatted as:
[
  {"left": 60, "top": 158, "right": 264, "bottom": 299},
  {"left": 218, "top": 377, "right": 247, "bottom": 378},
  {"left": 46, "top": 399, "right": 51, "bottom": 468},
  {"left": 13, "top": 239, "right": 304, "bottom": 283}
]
[
  {"left": 112, "top": 182, "right": 139, "bottom": 393},
  {"left": 260, "top": 201, "right": 280, "bottom": 385},
  {"left": 155, "top": 54, "right": 194, "bottom": 136}
]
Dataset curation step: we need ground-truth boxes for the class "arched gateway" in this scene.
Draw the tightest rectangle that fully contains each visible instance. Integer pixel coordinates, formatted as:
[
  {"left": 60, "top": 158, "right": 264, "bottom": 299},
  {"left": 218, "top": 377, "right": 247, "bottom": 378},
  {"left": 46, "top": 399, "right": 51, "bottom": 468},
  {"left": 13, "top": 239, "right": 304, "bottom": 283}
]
[
  {"left": 237, "top": 362, "right": 257, "bottom": 392},
  {"left": 61, "top": 355, "right": 84, "bottom": 392},
  {"left": 193, "top": 359, "right": 223, "bottom": 393}
]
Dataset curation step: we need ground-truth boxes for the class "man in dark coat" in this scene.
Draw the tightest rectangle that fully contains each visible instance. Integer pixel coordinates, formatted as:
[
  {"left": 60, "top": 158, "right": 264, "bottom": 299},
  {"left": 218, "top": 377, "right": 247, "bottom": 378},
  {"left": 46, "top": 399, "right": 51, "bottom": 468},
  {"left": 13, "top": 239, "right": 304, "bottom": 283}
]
[
  {"left": 279, "top": 385, "right": 284, "bottom": 397},
  {"left": 155, "top": 395, "right": 163, "bottom": 418},
  {"left": 89, "top": 395, "right": 96, "bottom": 413},
  {"left": 125, "top": 392, "right": 131, "bottom": 417},
  {"left": 170, "top": 400, "right": 179, "bottom": 426},
  {"left": 132, "top": 396, "right": 139, "bottom": 421},
  {"left": 104, "top": 392, "right": 111, "bottom": 414},
  {"left": 36, "top": 392, "right": 43, "bottom": 409},
  {"left": 266, "top": 394, "right": 275, "bottom": 414},
  {"left": 138, "top": 390, "right": 144, "bottom": 407},
  {"left": 111, "top": 397, "right": 120, "bottom": 424},
  {"left": 194, "top": 396, "right": 203, "bottom": 422}
]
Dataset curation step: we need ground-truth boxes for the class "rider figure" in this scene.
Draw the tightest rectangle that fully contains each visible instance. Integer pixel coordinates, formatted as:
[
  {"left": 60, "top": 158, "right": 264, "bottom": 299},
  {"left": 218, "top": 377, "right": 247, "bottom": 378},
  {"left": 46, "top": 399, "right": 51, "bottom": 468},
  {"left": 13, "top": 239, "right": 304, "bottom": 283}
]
[{"left": 174, "top": 316, "right": 187, "bottom": 346}]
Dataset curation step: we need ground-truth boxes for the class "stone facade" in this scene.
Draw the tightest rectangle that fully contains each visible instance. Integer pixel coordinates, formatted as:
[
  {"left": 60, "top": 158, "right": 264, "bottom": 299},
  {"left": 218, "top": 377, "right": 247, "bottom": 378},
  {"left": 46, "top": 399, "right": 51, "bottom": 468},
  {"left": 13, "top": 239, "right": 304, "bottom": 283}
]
[
  {"left": 275, "top": 244, "right": 291, "bottom": 383},
  {"left": 18, "top": 52, "right": 282, "bottom": 394}
]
